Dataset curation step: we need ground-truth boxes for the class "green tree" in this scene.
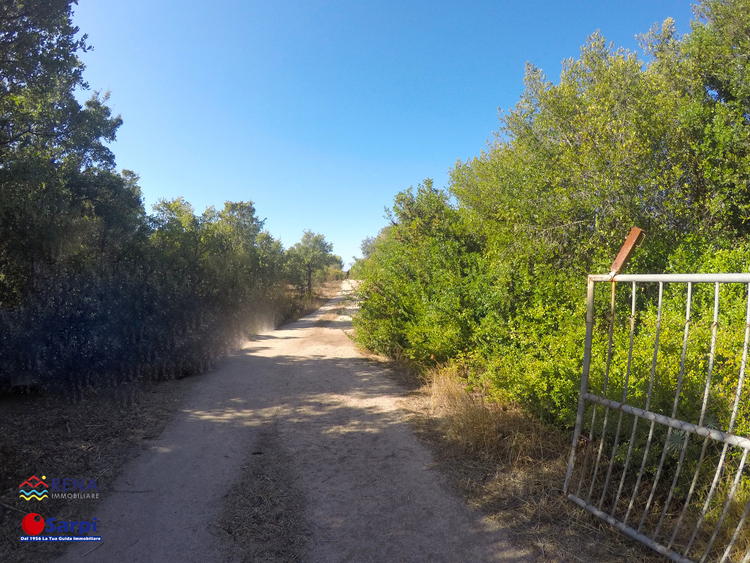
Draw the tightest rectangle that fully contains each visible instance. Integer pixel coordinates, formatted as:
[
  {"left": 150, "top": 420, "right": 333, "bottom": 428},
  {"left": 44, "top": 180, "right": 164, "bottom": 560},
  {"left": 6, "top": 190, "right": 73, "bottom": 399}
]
[
  {"left": 0, "top": 0, "right": 142, "bottom": 305},
  {"left": 360, "top": 236, "right": 377, "bottom": 259},
  {"left": 355, "top": 0, "right": 750, "bottom": 425},
  {"left": 286, "top": 231, "right": 342, "bottom": 294},
  {"left": 0, "top": 0, "right": 333, "bottom": 396},
  {"left": 0, "top": 0, "right": 89, "bottom": 150},
  {"left": 354, "top": 181, "right": 491, "bottom": 362},
  {"left": 255, "top": 231, "right": 286, "bottom": 290}
]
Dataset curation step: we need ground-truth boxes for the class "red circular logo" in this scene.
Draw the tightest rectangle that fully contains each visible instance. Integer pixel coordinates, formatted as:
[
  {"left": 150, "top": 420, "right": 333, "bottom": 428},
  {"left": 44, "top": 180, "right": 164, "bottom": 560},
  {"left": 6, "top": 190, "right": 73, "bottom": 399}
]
[{"left": 22, "top": 513, "right": 45, "bottom": 536}]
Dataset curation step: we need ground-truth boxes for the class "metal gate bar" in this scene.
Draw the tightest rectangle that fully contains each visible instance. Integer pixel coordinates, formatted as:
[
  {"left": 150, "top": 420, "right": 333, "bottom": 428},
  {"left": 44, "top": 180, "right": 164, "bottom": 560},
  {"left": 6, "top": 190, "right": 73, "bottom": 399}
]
[
  {"left": 564, "top": 272, "right": 750, "bottom": 563},
  {"left": 667, "top": 283, "right": 721, "bottom": 552}
]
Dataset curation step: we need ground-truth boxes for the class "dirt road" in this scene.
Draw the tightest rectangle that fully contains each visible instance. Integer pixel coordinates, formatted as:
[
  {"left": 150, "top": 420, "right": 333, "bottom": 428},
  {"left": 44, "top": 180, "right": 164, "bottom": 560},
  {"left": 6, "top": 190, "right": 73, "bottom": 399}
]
[{"left": 59, "top": 281, "right": 531, "bottom": 562}]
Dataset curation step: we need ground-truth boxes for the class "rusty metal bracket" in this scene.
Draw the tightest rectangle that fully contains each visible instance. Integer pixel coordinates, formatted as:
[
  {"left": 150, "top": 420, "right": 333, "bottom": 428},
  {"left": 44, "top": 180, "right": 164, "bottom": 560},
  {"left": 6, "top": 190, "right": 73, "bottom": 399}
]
[{"left": 610, "top": 227, "right": 645, "bottom": 278}]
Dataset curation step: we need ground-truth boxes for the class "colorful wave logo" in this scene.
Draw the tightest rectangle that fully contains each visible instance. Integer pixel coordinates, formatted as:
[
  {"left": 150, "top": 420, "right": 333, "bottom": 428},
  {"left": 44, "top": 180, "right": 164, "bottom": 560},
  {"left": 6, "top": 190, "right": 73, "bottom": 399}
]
[{"left": 19, "top": 475, "right": 48, "bottom": 501}]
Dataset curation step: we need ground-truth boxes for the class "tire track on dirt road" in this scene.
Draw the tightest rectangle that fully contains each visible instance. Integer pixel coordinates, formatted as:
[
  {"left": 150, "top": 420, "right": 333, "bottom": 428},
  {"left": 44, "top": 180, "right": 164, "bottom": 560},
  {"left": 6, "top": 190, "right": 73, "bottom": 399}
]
[{"left": 60, "top": 281, "right": 532, "bottom": 562}]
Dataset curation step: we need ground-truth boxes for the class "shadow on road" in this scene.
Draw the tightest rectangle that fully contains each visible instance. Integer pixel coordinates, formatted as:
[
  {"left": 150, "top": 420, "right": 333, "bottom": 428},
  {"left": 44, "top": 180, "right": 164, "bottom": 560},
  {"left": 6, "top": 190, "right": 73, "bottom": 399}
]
[{"left": 58, "top": 287, "right": 533, "bottom": 563}]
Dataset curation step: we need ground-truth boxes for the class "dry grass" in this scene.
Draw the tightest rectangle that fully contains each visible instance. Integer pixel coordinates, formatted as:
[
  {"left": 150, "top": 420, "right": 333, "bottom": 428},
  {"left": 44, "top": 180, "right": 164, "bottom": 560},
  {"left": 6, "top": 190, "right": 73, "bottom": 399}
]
[
  {"left": 210, "top": 424, "right": 310, "bottom": 562},
  {"left": 0, "top": 379, "right": 194, "bottom": 563},
  {"left": 399, "top": 364, "right": 667, "bottom": 562},
  {"left": 427, "top": 369, "right": 559, "bottom": 466}
]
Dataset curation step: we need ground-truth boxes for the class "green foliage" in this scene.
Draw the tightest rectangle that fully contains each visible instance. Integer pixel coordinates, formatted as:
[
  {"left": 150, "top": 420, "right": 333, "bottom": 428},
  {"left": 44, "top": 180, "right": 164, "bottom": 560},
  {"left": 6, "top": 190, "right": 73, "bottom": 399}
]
[
  {"left": 0, "top": 2, "right": 327, "bottom": 396},
  {"left": 354, "top": 180, "right": 493, "bottom": 363},
  {"left": 0, "top": 190, "right": 291, "bottom": 394},
  {"left": 0, "top": 0, "right": 131, "bottom": 305},
  {"left": 285, "top": 231, "right": 342, "bottom": 294},
  {"left": 354, "top": 0, "right": 750, "bottom": 434},
  {"left": 349, "top": 237, "right": 378, "bottom": 279}
]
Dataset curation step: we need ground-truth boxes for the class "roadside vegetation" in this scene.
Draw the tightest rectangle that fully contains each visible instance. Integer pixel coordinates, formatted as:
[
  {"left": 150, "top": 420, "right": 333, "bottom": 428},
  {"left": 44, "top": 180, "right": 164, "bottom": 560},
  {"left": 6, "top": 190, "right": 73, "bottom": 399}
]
[
  {"left": 400, "top": 364, "right": 663, "bottom": 561},
  {"left": 352, "top": 1, "right": 750, "bottom": 560},
  {"left": 0, "top": 1, "right": 343, "bottom": 400},
  {"left": 0, "top": 4, "right": 344, "bottom": 557}
]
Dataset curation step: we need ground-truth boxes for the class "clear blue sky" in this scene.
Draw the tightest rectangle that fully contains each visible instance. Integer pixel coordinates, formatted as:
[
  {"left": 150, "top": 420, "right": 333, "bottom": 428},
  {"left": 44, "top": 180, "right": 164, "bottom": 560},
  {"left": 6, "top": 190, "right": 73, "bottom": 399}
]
[{"left": 71, "top": 0, "right": 695, "bottom": 268}]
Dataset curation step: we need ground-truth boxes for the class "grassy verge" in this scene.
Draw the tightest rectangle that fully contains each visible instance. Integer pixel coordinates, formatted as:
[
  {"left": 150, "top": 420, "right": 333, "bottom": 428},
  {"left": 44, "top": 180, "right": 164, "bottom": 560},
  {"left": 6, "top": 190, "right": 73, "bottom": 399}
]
[{"left": 393, "top": 362, "right": 666, "bottom": 562}]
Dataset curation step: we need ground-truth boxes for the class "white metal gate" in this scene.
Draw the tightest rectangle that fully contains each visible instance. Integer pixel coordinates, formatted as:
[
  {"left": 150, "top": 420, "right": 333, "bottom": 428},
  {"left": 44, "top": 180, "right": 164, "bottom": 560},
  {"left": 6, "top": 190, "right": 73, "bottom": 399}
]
[{"left": 564, "top": 272, "right": 750, "bottom": 563}]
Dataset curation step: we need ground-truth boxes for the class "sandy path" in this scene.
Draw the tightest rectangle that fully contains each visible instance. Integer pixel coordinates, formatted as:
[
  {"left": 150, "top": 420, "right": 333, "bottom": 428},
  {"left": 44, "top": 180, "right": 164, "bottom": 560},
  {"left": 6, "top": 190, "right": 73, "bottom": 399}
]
[{"left": 59, "top": 281, "right": 531, "bottom": 562}]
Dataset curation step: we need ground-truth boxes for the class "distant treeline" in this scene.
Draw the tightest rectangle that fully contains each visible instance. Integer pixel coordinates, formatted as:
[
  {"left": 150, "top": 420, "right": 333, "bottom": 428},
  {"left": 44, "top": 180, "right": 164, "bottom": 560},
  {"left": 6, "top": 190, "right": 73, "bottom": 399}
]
[
  {"left": 0, "top": 1, "right": 341, "bottom": 396},
  {"left": 352, "top": 0, "right": 750, "bottom": 435}
]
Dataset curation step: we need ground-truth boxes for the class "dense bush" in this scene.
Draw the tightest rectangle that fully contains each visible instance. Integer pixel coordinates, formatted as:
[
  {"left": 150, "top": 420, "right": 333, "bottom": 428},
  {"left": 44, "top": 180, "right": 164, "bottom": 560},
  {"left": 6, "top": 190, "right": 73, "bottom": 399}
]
[
  {"left": 354, "top": 12, "right": 750, "bottom": 550},
  {"left": 0, "top": 1, "right": 341, "bottom": 396},
  {"left": 0, "top": 195, "right": 293, "bottom": 394},
  {"left": 354, "top": 0, "right": 750, "bottom": 429}
]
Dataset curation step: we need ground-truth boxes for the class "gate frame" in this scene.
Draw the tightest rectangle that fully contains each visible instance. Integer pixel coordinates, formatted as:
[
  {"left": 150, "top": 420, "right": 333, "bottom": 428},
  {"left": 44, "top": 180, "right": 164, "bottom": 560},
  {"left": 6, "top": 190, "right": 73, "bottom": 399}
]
[{"left": 563, "top": 271, "right": 750, "bottom": 563}]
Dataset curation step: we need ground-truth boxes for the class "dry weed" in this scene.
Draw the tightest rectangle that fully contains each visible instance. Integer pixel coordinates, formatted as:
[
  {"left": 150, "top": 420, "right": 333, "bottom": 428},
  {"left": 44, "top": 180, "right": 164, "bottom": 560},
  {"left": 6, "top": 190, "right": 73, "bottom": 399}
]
[
  {"left": 0, "top": 380, "right": 193, "bottom": 563},
  {"left": 211, "top": 425, "right": 309, "bottom": 562},
  {"left": 406, "top": 364, "right": 666, "bottom": 562},
  {"left": 427, "top": 368, "right": 557, "bottom": 467}
]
